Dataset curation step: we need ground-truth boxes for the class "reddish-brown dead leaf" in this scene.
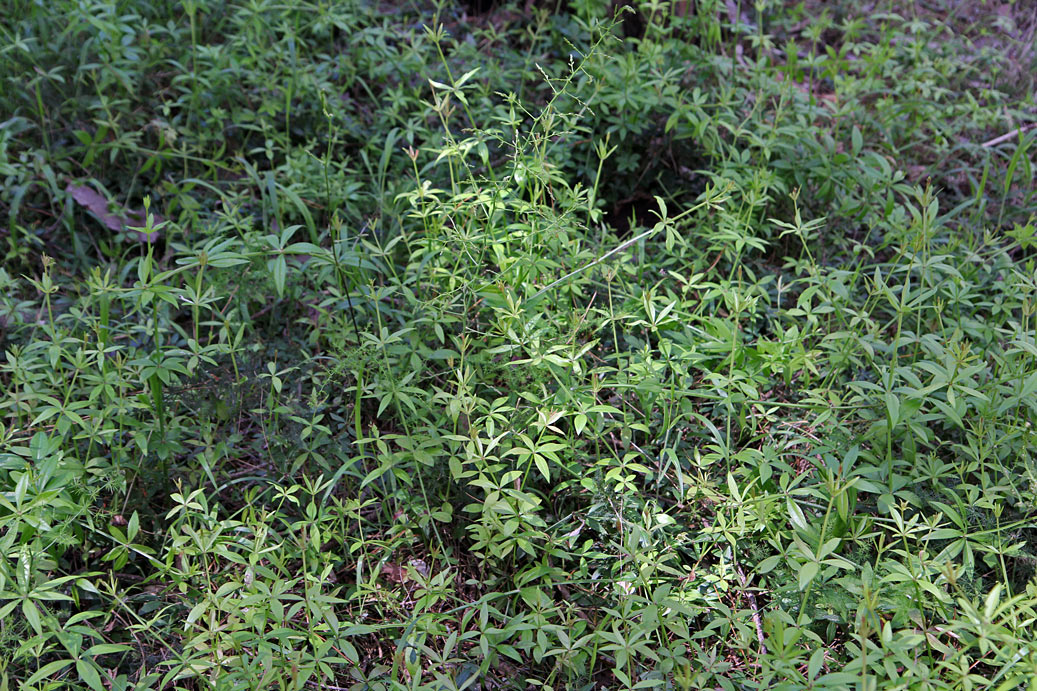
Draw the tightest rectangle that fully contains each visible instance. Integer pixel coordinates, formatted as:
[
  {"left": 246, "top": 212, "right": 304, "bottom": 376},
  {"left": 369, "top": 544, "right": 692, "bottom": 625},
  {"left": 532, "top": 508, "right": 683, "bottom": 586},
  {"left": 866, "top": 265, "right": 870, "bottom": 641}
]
[
  {"left": 381, "top": 562, "right": 407, "bottom": 584},
  {"left": 66, "top": 183, "right": 162, "bottom": 242}
]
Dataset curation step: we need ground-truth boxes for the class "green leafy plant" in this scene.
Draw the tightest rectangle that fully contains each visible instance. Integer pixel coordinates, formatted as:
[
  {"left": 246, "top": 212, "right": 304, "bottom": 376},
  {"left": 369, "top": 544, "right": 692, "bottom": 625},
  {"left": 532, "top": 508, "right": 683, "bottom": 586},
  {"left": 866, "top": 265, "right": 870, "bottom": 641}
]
[{"left": 2, "top": 0, "right": 1037, "bottom": 689}]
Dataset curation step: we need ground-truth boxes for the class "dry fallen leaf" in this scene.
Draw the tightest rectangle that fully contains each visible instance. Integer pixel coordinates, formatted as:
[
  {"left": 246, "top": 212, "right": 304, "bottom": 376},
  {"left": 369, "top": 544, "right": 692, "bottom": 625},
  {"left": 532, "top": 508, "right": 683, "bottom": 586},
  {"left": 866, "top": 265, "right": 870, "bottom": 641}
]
[
  {"left": 381, "top": 562, "right": 408, "bottom": 584},
  {"left": 66, "top": 183, "right": 162, "bottom": 242}
]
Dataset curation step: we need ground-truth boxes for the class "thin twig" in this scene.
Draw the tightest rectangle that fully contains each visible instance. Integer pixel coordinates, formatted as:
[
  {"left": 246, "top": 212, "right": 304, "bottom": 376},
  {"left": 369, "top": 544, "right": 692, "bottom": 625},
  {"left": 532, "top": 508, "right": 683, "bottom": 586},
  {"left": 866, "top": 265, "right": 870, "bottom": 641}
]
[
  {"left": 306, "top": 680, "right": 353, "bottom": 691},
  {"left": 981, "top": 123, "right": 1037, "bottom": 148},
  {"left": 737, "top": 564, "right": 767, "bottom": 655},
  {"left": 529, "top": 193, "right": 725, "bottom": 302},
  {"left": 529, "top": 224, "right": 662, "bottom": 302}
]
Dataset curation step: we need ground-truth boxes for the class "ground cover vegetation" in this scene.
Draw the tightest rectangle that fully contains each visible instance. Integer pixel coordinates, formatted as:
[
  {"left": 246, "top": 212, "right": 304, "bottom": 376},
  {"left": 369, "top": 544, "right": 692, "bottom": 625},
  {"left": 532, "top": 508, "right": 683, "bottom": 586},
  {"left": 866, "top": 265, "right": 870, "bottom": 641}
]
[{"left": 1, "top": 0, "right": 1037, "bottom": 688}]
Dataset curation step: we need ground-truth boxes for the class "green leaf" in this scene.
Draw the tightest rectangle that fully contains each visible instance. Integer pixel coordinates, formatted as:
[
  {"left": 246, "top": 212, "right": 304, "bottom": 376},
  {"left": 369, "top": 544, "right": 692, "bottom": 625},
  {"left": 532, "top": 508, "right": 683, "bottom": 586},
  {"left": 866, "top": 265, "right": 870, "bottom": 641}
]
[
  {"left": 77, "top": 659, "right": 106, "bottom": 691},
  {"left": 455, "top": 68, "right": 480, "bottom": 87},
  {"left": 985, "top": 584, "right": 1002, "bottom": 619},
  {"left": 883, "top": 391, "right": 900, "bottom": 427},
  {"left": 22, "top": 599, "right": 42, "bottom": 634},
  {"left": 574, "top": 413, "right": 587, "bottom": 435},
  {"left": 808, "top": 647, "right": 825, "bottom": 680},
  {"left": 534, "top": 454, "right": 550, "bottom": 482},
  {"left": 798, "top": 561, "right": 819, "bottom": 591},
  {"left": 85, "top": 643, "right": 131, "bottom": 656},
  {"left": 23, "top": 659, "right": 73, "bottom": 687},
  {"left": 757, "top": 555, "right": 781, "bottom": 573},
  {"left": 787, "top": 499, "right": 810, "bottom": 534},
  {"left": 271, "top": 255, "right": 287, "bottom": 298}
]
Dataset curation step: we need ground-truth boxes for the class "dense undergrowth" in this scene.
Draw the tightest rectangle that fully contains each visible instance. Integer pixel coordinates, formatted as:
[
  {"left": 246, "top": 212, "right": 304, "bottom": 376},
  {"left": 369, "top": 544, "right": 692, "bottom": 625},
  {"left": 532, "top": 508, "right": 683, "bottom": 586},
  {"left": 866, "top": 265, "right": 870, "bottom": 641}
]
[{"left": 2, "top": 0, "right": 1037, "bottom": 688}]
